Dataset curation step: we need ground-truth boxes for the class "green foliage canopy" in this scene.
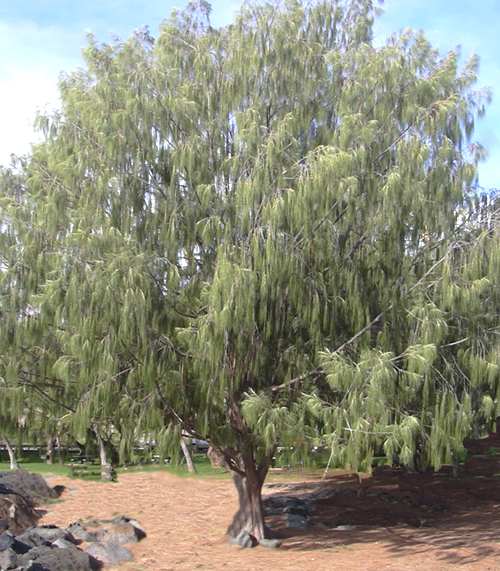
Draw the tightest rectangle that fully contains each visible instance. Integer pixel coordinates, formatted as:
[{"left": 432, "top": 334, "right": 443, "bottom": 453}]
[{"left": 0, "top": 0, "right": 498, "bottom": 535}]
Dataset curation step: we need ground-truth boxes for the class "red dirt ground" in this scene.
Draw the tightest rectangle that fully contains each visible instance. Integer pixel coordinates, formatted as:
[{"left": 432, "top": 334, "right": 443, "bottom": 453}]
[{"left": 41, "top": 466, "right": 500, "bottom": 571}]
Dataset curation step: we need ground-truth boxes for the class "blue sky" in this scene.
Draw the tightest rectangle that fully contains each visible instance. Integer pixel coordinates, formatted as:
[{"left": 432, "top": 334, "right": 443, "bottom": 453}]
[{"left": 0, "top": 0, "right": 498, "bottom": 188}]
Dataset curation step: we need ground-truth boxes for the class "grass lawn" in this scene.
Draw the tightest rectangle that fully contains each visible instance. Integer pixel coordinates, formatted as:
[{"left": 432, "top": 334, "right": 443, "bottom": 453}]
[
  {"left": 0, "top": 461, "right": 70, "bottom": 477},
  {"left": 0, "top": 454, "right": 229, "bottom": 481},
  {"left": 1, "top": 450, "right": 351, "bottom": 482}
]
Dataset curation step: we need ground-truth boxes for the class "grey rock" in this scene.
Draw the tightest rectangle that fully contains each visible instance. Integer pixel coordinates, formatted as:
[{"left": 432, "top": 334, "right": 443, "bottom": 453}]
[
  {"left": 79, "top": 519, "right": 101, "bottom": 528},
  {"left": 286, "top": 513, "right": 308, "bottom": 529},
  {"left": 53, "top": 537, "right": 79, "bottom": 550},
  {"left": 111, "top": 516, "right": 146, "bottom": 536},
  {"left": 283, "top": 504, "right": 310, "bottom": 516},
  {"left": 263, "top": 524, "right": 276, "bottom": 538},
  {"left": 334, "top": 524, "right": 356, "bottom": 531},
  {"left": 10, "top": 539, "right": 31, "bottom": 555},
  {"left": 17, "top": 526, "right": 71, "bottom": 548},
  {"left": 66, "top": 524, "right": 98, "bottom": 543},
  {"left": 127, "top": 519, "right": 146, "bottom": 537},
  {"left": 109, "top": 516, "right": 128, "bottom": 525},
  {"left": 94, "top": 528, "right": 109, "bottom": 542},
  {"left": 228, "top": 530, "right": 255, "bottom": 548},
  {"left": 259, "top": 538, "right": 281, "bottom": 549},
  {"left": 0, "top": 492, "right": 40, "bottom": 535},
  {"left": 18, "top": 545, "right": 98, "bottom": 571},
  {"left": 264, "top": 495, "right": 312, "bottom": 517},
  {"left": 84, "top": 541, "right": 133, "bottom": 565},
  {"left": 15, "top": 532, "right": 48, "bottom": 549},
  {"left": 0, "top": 472, "right": 57, "bottom": 503},
  {"left": 0, "top": 547, "right": 16, "bottom": 570},
  {"left": 0, "top": 533, "right": 14, "bottom": 552},
  {"left": 101, "top": 521, "right": 145, "bottom": 545}
]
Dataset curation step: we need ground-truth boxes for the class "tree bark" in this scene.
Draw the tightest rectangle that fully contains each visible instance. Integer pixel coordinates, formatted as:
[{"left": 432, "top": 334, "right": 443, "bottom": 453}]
[
  {"left": 207, "top": 446, "right": 228, "bottom": 470},
  {"left": 94, "top": 428, "right": 113, "bottom": 481},
  {"left": 2, "top": 436, "right": 18, "bottom": 470},
  {"left": 46, "top": 436, "right": 54, "bottom": 465},
  {"left": 56, "top": 435, "right": 64, "bottom": 465},
  {"left": 227, "top": 449, "right": 271, "bottom": 543},
  {"left": 180, "top": 437, "right": 196, "bottom": 473}
]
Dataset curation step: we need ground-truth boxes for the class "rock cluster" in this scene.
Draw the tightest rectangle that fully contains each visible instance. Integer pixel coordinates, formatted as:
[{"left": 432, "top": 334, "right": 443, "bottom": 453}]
[
  {"left": 0, "top": 516, "right": 146, "bottom": 570},
  {"left": 0, "top": 471, "right": 146, "bottom": 570},
  {"left": 0, "top": 524, "right": 98, "bottom": 571},
  {"left": 263, "top": 494, "right": 312, "bottom": 530},
  {"left": 73, "top": 516, "right": 146, "bottom": 565},
  {"left": 0, "top": 472, "right": 58, "bottom": 535}
]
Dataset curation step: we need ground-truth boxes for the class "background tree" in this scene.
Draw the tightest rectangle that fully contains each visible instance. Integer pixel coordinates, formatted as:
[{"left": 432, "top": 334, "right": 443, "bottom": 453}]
[
  {"left": 0, "top": 164, "right": 130, "bottom": 477},
  {"left": 0, "top": 0, "right": 497, "bottom": 544}
]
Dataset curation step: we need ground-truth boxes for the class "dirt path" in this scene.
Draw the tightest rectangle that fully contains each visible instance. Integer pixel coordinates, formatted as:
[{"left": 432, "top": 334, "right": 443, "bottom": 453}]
[{"left": 41, "top": 471, "right": 500, "bottom": 571}]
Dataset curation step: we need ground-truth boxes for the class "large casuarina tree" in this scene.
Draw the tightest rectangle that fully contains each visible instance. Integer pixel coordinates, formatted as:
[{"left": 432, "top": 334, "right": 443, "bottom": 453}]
[{"left": 1, "top": 0, "right": 498, "bottom": 543}]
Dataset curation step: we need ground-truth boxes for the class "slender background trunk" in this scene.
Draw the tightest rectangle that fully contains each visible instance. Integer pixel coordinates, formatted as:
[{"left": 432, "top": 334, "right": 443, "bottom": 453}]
[
  {"left": 180, "top": 437, "right": 196, "bottom": 473},
  {"left": 46, "top": 435, "right": 54, "bottom": 465},
  {"left": 56, "top": 435, "right": 64, "bottom": 464},
  {"left": 2, "top": 436, "right": 18, "bottom": 470},
  {"left": 94, "top": 428, "right": 113, "bottom": 481}
]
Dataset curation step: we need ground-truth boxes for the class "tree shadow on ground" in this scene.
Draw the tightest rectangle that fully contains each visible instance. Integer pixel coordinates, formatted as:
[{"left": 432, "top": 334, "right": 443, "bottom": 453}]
[{"left": 264, "top": 469, "right": 500, "bottom": 567}]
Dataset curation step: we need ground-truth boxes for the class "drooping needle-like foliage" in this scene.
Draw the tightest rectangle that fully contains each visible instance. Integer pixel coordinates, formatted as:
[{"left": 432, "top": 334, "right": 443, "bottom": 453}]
[{"left": 0, "top": 0, "right": 498, "bottom": 542}]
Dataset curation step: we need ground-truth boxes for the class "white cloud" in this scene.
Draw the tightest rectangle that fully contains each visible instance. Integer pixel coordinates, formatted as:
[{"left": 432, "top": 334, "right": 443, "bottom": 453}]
[
  {"left": 0, "top": 20, "right": 81, "bottom": 166},
  {"left": 0, "top": 3, "right": 240, "bottom": 167},
  {"left": 0, "top": 69, "right": 60, "bottom": 164},
  {"left": 0, "top": 4, "right": 497, "bottom": 188}
]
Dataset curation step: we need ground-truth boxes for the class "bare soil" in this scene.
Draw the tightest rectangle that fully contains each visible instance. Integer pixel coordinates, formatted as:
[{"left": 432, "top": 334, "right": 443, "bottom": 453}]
[{"left": 40, "top": 465, "right": 500, "bottom": 571}]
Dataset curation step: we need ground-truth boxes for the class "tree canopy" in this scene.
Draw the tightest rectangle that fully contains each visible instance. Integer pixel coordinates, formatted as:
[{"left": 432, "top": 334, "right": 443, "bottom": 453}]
[{"left": 0, "top": 0, "right": 498, "bottom": 543}]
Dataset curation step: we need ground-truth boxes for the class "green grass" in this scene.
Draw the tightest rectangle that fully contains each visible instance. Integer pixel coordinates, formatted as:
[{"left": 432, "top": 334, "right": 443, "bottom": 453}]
[
  {"left": 0, "top": 454, "right": 228, "bottom": 481},
  {"left": 118, "top": 455, "right": 229, "bottom": 479},
  {"left": 0, "top": 461, "right": 71, "bottom": 476},
  {"left": 0, "top": 453, "right": 336, "bottom": 482}
]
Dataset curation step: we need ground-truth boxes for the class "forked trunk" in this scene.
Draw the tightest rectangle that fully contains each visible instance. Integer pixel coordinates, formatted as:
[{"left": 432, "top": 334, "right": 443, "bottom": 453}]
[
  {"left": 46, "top": 436, "right": 54, "bottom": 465},
  {"left": 3, "top": 436, "right": 18, "bottom": 470},
  {"left": 227, "top": 452, "right": 270, "bottom": 544},
  {"left": 180, "top": 437, "right": 196, "bottom": 473},
  {"left": 228, "top": 471, "right": 265, "bottom": 543}
]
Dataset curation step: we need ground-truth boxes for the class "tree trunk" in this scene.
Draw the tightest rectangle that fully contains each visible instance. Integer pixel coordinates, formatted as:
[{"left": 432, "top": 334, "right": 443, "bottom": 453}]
[
  {"left": 207, "top": 446, "right": 228, "bottom": 470},
  {"left": 46, "top": 436, "right": 54, "bottom": 465},
  {"left": 56, "top": 435, "right": 64, "bottom": 465},
  {"left": 2, "top": 436, "right": 18, "bottom": 470},
  {"left": 227, "top": 450, "right": 271, "bottom": 544},
  {"left": 180, "top": 437, "right": 196, "bottom": 474},
  {"left": 94, "top": 429, "right": 113, "bottom": 481}
]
